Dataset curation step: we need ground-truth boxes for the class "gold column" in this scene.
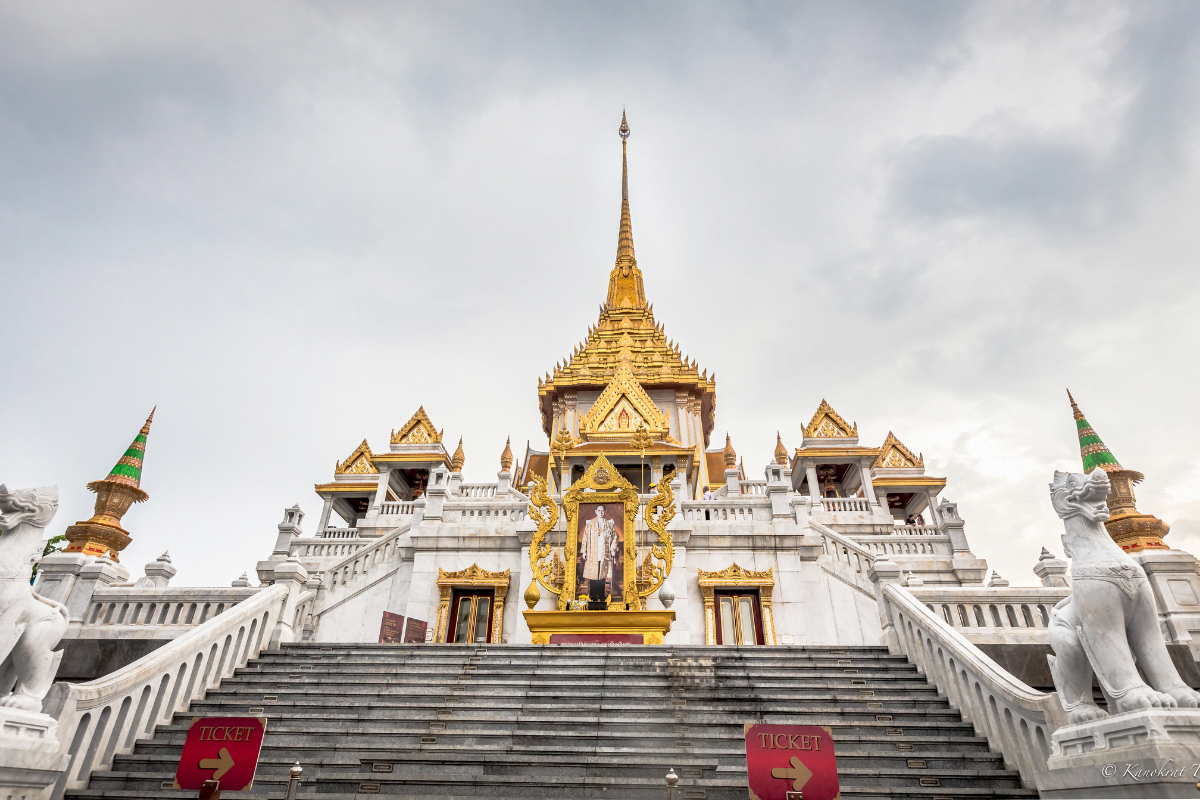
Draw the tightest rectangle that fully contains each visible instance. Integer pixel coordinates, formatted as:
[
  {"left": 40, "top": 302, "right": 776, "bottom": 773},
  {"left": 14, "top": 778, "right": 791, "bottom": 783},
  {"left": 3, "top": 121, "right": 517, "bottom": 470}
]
[
  {"left": 700, "top": 585, "right": 716, "bottom": 646},
  {"left": 434, "top": 585, "right": 452, "bottom": 643}
]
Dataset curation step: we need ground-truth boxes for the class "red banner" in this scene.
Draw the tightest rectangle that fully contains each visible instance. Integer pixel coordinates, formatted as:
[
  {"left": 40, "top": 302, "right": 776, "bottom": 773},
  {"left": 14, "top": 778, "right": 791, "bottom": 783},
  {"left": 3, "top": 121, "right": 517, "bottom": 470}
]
[
  {"left": 174, "top": 716, "right": 267, "bottom": 791},
  {"left": 403, "top": 618, "right": 427, "bottom": 643},
  {"left": 745, "top": 724, "right": 840, "bottom": 800}
]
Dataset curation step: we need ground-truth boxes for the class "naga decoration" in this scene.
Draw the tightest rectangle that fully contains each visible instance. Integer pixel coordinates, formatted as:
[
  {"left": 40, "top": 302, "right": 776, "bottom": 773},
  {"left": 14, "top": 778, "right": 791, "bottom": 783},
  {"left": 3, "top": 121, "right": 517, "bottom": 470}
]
[
  {"left": 526, "top": 471, "right": 562, "bottom": 607},
  {"left": 637, "top": 473, "right": 675, "bottom": 605}
]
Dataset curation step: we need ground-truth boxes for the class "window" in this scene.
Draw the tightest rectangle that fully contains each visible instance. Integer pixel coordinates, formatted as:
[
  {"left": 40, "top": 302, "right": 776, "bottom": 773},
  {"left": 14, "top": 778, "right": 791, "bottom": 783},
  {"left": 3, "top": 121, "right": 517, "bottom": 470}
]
[
  {"left": 715, "top": 591, "right": 764, "bottom": 646},
  {"left": 447, "top": 590, "right": 495, "bottom": 644}
]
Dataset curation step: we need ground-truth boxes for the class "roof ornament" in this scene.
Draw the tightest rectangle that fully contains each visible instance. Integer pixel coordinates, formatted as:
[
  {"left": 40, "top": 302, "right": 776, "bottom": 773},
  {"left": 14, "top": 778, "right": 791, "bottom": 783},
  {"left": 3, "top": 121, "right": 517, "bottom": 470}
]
[
  {"left": 723, "top": 434, "right": 737, "bottom": 469},
  {"left": 500, "top": 436, "right": 514, "bottom": 471},
  {"left": 774, "top": 432, "right": 789, "bottom": 465},
  {"left": 451, "top": 438, "right": 465, "bottom": 472}
]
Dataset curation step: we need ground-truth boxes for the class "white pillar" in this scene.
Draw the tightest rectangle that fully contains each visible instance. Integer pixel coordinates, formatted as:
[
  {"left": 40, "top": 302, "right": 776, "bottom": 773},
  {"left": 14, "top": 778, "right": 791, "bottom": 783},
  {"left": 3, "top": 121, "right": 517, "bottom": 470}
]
[
  {"left": 805, "top": 463, "right": 821, "bottom": 505},
  {"left": 316, "top": 497, "right": 333, "bottom": 533},
  {"left": 859, "top": 459, "right": 878, "bottom": 507}
]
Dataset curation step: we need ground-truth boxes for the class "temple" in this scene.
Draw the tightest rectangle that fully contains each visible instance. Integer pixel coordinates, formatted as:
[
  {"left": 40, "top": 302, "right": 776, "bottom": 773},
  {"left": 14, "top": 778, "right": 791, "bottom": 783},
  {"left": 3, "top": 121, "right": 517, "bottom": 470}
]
[{"left": 21, "top": 112, "right": 1200, "bottom": 800}]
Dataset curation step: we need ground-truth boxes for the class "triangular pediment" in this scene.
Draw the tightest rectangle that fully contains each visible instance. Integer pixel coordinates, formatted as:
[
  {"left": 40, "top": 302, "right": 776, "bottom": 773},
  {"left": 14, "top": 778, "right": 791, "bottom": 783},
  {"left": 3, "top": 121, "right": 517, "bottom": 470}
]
[
  {"left": 579, "top": 361, "right": 669, "bottom": 441},
  {"left": 391, "top": 406, "right": 443, "bottom": 445},
  {"left": 336, "top": 439, "right": 378, "bottom": 475},
  {"left": 804, "top": 399, "right": 857, "bottom": 439},
  {"left": 874, "top": 432, "right": 924, "bottom": 469}
]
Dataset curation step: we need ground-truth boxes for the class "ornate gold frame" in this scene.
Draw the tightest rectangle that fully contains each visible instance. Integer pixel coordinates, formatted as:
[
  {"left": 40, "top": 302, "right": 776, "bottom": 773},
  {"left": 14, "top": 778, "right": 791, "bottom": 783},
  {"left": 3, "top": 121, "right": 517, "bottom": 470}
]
[
  {"left": 696, "top": 564, "right": 777, "bottom": 646},
  {"left": 563, "top": 455, "right": 638, "bottom": 610},
  {"left": 529, "top": 454, "right": 675, "bottom": 611},
  {"left": 434, "top": 564, "right": 510, "bottom": 644}
]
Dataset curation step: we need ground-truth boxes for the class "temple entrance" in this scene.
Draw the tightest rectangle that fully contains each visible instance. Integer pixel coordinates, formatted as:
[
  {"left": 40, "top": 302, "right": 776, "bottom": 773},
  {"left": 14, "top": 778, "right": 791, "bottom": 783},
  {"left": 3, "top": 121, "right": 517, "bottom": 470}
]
[
  {"left": 447, "top": 589, "right": 495, "bottom": 644},
  {"left": 714, "top": 590, "right": 764, "bottom": 645}
]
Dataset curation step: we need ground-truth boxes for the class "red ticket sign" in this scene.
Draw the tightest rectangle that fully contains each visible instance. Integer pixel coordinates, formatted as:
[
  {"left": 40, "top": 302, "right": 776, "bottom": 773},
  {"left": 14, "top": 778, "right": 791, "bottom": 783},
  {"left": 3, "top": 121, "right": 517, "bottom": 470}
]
[
  {"left": 174, "top": 716, "right": 267, "bottom": 791},
  {"left": 745, "top": 724, "right": 840, "bottom": 800}
]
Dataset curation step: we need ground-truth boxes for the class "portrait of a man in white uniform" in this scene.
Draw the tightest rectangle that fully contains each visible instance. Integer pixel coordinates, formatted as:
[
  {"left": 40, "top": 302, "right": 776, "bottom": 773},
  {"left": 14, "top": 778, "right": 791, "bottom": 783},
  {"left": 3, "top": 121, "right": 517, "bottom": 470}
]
[{"left": 576, "top": 502, "right": 624, "bottom": 602}]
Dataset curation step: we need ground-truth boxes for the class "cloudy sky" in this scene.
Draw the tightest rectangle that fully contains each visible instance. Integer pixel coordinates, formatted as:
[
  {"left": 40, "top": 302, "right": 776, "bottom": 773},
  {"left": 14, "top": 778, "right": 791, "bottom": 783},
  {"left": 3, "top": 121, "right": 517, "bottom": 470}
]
[{"left": 3, "top": 1, "right": 1198, "bottom": 588}]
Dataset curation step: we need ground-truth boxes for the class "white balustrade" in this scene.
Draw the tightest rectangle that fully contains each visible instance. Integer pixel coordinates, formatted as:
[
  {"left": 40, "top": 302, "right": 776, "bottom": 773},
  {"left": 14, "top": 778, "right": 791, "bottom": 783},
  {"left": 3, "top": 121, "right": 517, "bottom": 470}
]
[
  {"left": 458, "top": 483, "right": 497, "bottom": 498},
  {"left": 819, "top": 497, "right": 872, "bottom": 512},
  {"left": 321, "top": 527, "right": 359, "bottom": 539},
  {"left": 291, "top": 539, "right": 369, "bottom": 558},
  {"left": 877, "top": 580, "right": 1064, "bottom": 787},
  {"left": 907, "top": 587, "right": 1071, "bottom": 637},
  {"left": 447, "top": 505, "right": 526, "bottom": 522},
  {"left": 43, "top": 582, "right": 294, "bottom": 795},
  {"left": 892, "top": 524, "right": 940, "bottom": 535},
  {"left": 854, "top": 535, "right": 952, "bottom": 557},
  {"left": 81, "top": 589, "right": 259, "bottom": 631},
  {"left": 740, "top": 481, "right": 767, "bottom": 495},
  {"left": 378, "top": 501, "right": 415, "bottom": 515},
  {"left": 325, "top": 522, "right": 411, "bottom": 591},
  {"left": 681, "top": 500, "right": 770, "bottom": 522},
  {"left": 809, "top": 520, "right": 876, "bottom": 594}
]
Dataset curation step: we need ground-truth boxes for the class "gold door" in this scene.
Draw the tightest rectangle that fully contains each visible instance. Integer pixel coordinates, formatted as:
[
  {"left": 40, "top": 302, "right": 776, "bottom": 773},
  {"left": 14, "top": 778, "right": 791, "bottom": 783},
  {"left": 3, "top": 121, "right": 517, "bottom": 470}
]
[
  {"left": 715, "top": 592, "right": 764, "bottom": 646},
  {"left": 448, "top": 592, "right": 494, "bottom": 644}
]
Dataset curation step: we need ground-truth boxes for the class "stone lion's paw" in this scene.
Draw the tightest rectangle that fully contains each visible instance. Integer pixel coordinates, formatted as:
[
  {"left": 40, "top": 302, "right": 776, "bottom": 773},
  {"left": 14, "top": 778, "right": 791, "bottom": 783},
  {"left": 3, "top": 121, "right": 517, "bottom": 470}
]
[
  {"left": 1067, "top": 703, "right": 1109, "bottom": 725},
  {"left": 1116, "top": 685, "right": 1174, "bottom": 713},
  {"left": 0, "top": 693, "right": 43, "bottom": 712},
  {"left": 1166, "top": 687, "right": 1200, "bottom": 708}
]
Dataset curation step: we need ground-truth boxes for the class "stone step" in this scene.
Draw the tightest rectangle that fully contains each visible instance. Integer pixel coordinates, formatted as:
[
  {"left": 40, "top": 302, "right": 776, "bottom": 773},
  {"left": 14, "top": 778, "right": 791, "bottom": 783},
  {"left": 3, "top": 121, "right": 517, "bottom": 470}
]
[{"left": 67, "top": 643, "right": 1034, "bottom": 800}]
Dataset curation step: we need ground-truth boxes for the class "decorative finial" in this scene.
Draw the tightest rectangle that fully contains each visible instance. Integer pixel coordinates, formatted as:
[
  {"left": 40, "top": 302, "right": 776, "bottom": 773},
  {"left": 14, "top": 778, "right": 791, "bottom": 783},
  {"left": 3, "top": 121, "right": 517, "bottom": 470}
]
[
  {"left": 524, "top": 578, "right": 541, "bottom": 609},
  {"left": 500, "top": 436, "right": 513, "bottom": 471},
  {"left": 619, "top": 109, "right": 630, "bottom": 140},
  {"left": 774, "top": 431, "right": 788, "bottom": 465},
  {"left": 723, "top": 433, "right": 737, "bottom": 469},
  {"left": 451, "top": 437, "right": 465, "bottom": 472},
  {"left": 141, "top": 406, "right": 156, "bottom": 435},
  {"left": 1067, "top": 390, "right": 1123, "bottom": 473}
]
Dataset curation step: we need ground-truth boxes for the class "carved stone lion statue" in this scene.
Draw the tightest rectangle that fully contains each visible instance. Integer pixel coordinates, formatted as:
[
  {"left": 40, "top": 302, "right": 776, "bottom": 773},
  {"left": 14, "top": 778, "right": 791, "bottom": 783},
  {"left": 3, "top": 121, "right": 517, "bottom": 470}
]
[
  {"left": 0, "top": 484, "right": 69, "bottom": 712},
  {"left": 1047, "top": 469, "right": 1200, "bottom": 724}
]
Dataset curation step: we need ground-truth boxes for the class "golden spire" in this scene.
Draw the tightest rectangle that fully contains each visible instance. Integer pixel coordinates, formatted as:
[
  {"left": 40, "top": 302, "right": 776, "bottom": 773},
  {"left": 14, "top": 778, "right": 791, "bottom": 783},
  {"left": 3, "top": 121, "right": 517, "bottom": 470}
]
[
  {"left": 723, "top": 433, "right": 737, "bottom": 469},
  {"left": 606, "top": 110, "right": 647, "bottom": 310},
  {"left": 451, "top": 437, "right": 465, "bottom": 472},
  {"left": 500, "top": 436, "right": 513, "bottom": 471},
  {"left": 774, "top": 432, "right": 788, "bottom": 465}
]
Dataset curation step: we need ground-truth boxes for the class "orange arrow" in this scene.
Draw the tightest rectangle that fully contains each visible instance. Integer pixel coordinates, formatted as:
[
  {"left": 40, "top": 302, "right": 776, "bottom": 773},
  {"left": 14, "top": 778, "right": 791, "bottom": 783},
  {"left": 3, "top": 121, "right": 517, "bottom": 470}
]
[
  {"left": 770, "top": 756, "right": 812, "bottom": 791},
  {"left": 199, "top": 747, "right": 235, "bottom": 780}
]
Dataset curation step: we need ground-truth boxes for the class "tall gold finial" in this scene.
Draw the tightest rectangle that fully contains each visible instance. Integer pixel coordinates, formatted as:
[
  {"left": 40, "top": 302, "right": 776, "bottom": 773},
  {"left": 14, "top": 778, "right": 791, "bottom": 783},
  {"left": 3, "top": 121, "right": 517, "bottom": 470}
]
[
  {"left": 500, "top": 436, "right": 513, "bottom": 471},
  {"left": 451, "top": 437, "right": 465, "bottom": 472},
  {"left": 606, "top": 110, "right": 647, "bottom": 310}
]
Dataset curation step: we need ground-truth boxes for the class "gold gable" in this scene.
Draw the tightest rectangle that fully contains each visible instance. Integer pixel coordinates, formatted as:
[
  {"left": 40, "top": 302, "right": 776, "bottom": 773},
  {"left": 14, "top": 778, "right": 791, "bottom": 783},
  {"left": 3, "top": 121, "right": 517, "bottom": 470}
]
[
  {"left": 578, "top": 348, "right": 671, "bottom": 442},
  {"left": 804, "top": 399, "right": 857, "bottom": 438},
  {"left": 873, "top": 432, "right": 924, "bottom": 469},
  {"left": 391, "top": 406, "right": 443, "bottom": 445},
  {"left": 335, "top": 439, "right": 378, "bottom": 475}
]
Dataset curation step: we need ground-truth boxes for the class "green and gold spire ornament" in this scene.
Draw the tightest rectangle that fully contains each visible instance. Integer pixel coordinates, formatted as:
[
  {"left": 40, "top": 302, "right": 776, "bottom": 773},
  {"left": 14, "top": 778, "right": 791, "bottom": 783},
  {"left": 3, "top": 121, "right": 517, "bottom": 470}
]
[
  {"left": 63, "top": 408, "right": 156, "bottom": 560},
  {"left": 1068, "top": 390, "right": 1168, "bottom": 552}
]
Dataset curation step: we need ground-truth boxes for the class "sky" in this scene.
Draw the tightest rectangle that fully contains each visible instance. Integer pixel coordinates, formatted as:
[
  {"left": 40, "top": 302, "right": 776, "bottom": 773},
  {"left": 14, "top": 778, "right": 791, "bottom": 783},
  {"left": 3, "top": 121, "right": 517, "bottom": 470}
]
[{"left": 2, "top": 1, "right": 1199, "bottom": 588}]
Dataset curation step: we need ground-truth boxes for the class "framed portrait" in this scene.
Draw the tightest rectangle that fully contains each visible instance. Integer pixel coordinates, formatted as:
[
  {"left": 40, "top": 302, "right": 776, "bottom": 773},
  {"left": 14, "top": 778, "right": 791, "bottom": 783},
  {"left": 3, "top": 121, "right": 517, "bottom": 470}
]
[
  {"left": 562, "top": 456, "right": 639, "bottom": 610},
  {"left": 574, "top": 502, "right": 626, "bottom": 604}
]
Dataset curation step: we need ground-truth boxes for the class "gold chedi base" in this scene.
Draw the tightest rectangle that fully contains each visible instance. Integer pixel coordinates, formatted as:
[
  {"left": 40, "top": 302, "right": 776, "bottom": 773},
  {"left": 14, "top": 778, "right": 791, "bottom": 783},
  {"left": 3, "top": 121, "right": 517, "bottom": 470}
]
[{"left": 523, "top": 609, "right": 675, "bottom": 645}]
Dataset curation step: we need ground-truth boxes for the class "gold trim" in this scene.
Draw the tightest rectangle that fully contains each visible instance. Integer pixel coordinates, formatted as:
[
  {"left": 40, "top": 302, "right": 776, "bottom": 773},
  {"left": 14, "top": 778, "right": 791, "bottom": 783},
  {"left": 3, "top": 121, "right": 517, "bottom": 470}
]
[
  {"left": 873, "top": 432, "right": 924, "bottom": 469},
  {"left": 314, "top": 482, "right": 379, "bottom": 493},
  {"left": 696, "top": 564, "right": 777, "bottom": 646},
  {"left": 527, "top": 470, "right": 562, "bottom": 604},
  {"left": 335, "top": 439, "right": 378, "bottom": 475},
  {"left": 804, "top": 399, "right": 857, "bottom": 439},
  {"left": 522, "top": 609, "right": 675, "bottom": 645},
  {"left": 391, "top": 406, "right": 443, "bottom": 445},
  {"left": 869, "top": 476, "right": 947, "bottom": 489},
  {"left": 434, "top": 564, "right": 511, "bottom": 644}
]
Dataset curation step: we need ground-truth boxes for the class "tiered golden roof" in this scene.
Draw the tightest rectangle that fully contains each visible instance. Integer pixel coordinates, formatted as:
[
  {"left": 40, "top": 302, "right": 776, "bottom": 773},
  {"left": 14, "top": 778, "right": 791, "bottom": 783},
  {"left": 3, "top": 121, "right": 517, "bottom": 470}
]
[
  {"left": 335, "top": 439, "right": 378, "bottom": 475},
  {"left": 804, "top": 400, "right": 858, "bottom": 438},
  {"left": 391, "top": 406, "right": 443, "bottom": 445},
  {"left": 873, "top": 432, "right": 924, "bottom": 469},
  {"left": 537, "top": 113, "right": 715, "bottom": 445}
]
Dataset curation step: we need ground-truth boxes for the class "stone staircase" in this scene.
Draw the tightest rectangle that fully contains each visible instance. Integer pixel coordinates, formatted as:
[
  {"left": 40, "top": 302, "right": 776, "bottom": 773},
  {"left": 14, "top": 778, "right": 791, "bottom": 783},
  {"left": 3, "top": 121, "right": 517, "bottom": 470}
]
[{"left": 68, "top": 643, "right": 1038, "bottom": 800}]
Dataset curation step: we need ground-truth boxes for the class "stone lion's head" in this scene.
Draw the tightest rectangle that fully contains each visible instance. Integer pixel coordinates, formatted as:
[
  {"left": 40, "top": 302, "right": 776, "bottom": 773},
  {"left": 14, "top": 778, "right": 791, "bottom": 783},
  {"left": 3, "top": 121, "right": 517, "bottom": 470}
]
[
  {"left": 0, "top": 484, "right": 59, "bottom": 531},
  {"left": 1049, "top": 469, "right": 1111, "bottom": 523}
]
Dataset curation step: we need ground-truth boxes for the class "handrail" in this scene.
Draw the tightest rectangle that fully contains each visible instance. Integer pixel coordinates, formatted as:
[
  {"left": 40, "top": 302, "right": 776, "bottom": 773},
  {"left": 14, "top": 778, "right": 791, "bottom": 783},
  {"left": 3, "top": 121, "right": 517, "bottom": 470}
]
[
  {"left": 808, "top": 519, "right": 875, "bottom": 562},
  {"left": 809, "top": 519, "right": 877, "bottom": 596},
  {"left": 43, "top": 582, "right": 292, "bottom": 797},
  {"left": 878, "top": 581, "right": 1064, "bottom": 787},
  {"left": 325, "top": 521, "right": 410, "bottom": 590}
]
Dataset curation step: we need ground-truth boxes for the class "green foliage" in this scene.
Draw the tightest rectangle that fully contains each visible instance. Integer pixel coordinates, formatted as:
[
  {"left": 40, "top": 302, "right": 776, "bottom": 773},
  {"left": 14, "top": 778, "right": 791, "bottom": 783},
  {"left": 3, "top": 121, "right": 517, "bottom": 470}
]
[{"left": 30, "top": 534, "right": 67, "bottom": 583}]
